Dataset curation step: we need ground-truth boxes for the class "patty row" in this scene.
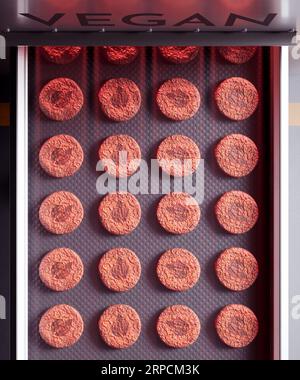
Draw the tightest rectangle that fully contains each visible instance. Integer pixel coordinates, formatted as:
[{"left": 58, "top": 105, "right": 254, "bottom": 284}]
[
  {"left": 38, "top": 76, "right": 259, "bottom": 122},
  {"left": 41, "top": 46, "right": 257, "bottom": 66},
  {"left": 39, "top": 246, "right": 258, "bottom": 293},
  {"left": 39, "top": 303, "right": 259, "bottom": 350},
  {"left": 38, "top": 190, "right": 259, "bottom": 236},
  {"left": 39, "top": 133, "right": 259, "bottom": 179}
]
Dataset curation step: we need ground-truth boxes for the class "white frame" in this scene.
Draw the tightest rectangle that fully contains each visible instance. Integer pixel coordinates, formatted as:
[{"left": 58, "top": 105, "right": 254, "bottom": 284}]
[
  {"left": 280, "top": 46, "right": 289, "bottom": 360},
  {"left": 15, "top": 46, "right": 289, "bottom": 360},
  {"left": 16, "top": 46, "right": 28, "bottom": 360}
]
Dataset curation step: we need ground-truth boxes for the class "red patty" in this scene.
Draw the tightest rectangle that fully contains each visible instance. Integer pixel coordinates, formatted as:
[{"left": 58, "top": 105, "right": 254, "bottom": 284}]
[
  {"left": 98, "top": 78, "right": 141, "bottom": 121},
  {"left": 215, "top": 77, "right": 259, "bottom": 121},
  {"left": 215, "top": 304, "right": 259, "bottom": 348},
  {"left": 218, "top": 47, "right": 257, "bottom": 64},
  {"left": 215, "top": 134, "right": 259, "bottom": 177},
  {"left": 215, "top": 191, "right": 259, "bottom": 234},
  {"left": 39, "top": 78, "right": 84, "bottom": 121},
  {"left": 103, "top": 46, "right": 139, "bottom": 64},
  {"left": 156, "top": 78, "right": 201, "bottom": 121},
  {"left": 159, "top": 46, "right": 200, "bottom": 64},
  {"left": 215, "top": 247, "right": 259, "bottom": 291},
  {"left": 41, "top": 46, "right": 82, "bottom": 64}
]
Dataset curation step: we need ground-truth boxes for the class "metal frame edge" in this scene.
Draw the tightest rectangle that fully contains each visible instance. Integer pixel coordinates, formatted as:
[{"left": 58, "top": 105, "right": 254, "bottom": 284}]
[
  {"left": 16, "top": 45, "right": 28, "bottom": 360},
  {"left": 4, "top": 31, "right": 296, "bottom": 47},
  {"left": 280, "top": 46, "right": 289, "bottom": 360}
]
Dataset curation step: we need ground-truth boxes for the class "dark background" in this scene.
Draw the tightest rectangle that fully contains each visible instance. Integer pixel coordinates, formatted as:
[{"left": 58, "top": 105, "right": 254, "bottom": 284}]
[{"left": 0, "top": 48, "right": 11, "bottom": 360}]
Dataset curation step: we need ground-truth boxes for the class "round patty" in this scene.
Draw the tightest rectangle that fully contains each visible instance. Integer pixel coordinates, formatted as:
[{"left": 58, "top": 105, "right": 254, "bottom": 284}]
[
  {"left": 98, "top": 304, "right": 141, "bottom": 349},
  {"left": 98, "top": 78, "right": 141, "bottom": 121},
  {"left": 98, "top": 134, "right": 141, "bottom": 178},
  {"left": 215, "top": 77, "right": 259, "bottom": 121},
  {"left": 39, "top": 191, "right": 84, "bottom": 234},
  {"left": 156, "top": 78, "right": 201, "bottom": 121},
  {"left": 215, "top": 304, "right": 259, "bottom": 348},
  {"left": 103, "top": 46, "right": 139, "bottom": 64},
  {"left": 158, "top": 46, "right": 200, "bottom": 64},
  {"left": 215, "top": 247, "right": 258, "bottom": 291},
  {"left": 157, "top": 305, "right": 200, "bottom": 348},
  {"left": 218, "top": 46, "right": 257, "bottom": 64},
  {"left": 39, "top": 247, "right": 84, "bottom": 292},
  {"left": 157, "top": 248, "right": 200, "bottom": 291},
  {"left": 41, "top": 46, "right": 82, "bottom": 64},
  {"left": 157, "top": 192, "right": 200, "bottom": 234},
  {"left": 215, "top": 134, "right": 259, "bottom": 177},
  {"left": 39, "top": 78, "right": 84, "bottom": 121},
  {"left": 98, "top": 192, "right": 141, "bottom": 235},
  {"left": 98, "top": 248, "right": 141, "bottom": 292},
  {"left": 39, "top": 304, "right": 84, "bottom": 348},
  {"left": 215, "top": 191, "right": 259, "bottom": 234},
  {"left": 157, "top": 135, "right": 200, "bottom": 176},
  {"left": 39, "top": 134, "right": 84, "bottom": 178}
]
